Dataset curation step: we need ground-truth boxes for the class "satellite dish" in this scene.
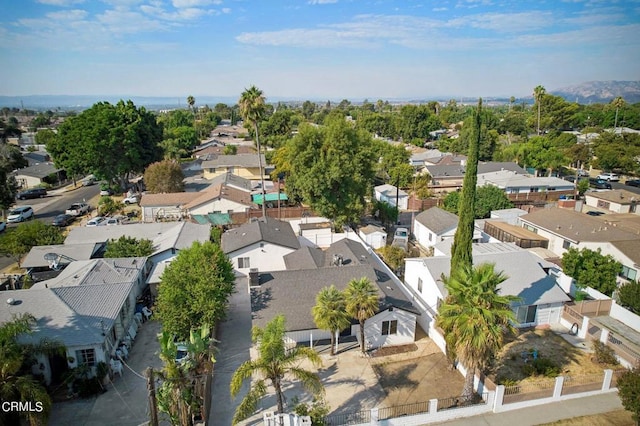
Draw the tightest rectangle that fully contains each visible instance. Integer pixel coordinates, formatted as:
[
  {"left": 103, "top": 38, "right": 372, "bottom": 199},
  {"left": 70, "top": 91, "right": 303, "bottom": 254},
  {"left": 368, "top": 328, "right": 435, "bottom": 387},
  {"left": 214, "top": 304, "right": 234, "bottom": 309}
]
[{"left": 44, "top": 253, "right": 60, "bottom": 270}]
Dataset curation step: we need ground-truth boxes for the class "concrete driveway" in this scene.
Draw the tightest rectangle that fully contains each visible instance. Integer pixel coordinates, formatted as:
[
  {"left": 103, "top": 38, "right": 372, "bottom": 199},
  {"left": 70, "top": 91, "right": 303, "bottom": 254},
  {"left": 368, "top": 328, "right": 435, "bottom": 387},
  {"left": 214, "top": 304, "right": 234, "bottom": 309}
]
[{"left": 49, "top": 320, "right": 164, "bottom": 426}]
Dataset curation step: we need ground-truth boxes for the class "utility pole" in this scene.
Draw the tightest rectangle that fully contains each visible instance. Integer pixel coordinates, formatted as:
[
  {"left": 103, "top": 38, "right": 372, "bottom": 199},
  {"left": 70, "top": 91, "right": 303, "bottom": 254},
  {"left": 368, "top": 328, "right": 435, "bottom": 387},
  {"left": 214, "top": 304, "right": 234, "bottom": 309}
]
[{"left": 146, "top": 367, "right": 159, "bottom": 426}]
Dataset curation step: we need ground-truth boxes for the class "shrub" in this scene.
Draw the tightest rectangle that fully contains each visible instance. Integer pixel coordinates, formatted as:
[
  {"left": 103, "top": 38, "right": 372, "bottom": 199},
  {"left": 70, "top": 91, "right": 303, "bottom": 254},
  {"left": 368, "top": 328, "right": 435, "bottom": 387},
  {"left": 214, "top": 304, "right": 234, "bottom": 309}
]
[
  {"left": 291, "top": 397, "right": 329, "bottom": 426},
  {"left": 77, "top": 377, "right": 103, "bottom": 398},
  {"left": 522, "top": 358, "right": 561, "bottom": 378},
  {"left": 592, "top": 340, "right": 619, "bottom": 365},
  {"left": 98, "top": 196, "right": 123, "bottom": 215}
]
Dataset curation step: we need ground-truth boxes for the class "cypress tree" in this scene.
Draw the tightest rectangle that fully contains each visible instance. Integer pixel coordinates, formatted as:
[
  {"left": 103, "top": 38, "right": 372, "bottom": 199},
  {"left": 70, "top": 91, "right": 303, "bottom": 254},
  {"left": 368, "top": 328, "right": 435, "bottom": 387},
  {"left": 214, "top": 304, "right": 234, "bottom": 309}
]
[{"left": 450, "top": 98, "right": 482, "bottom": 273}]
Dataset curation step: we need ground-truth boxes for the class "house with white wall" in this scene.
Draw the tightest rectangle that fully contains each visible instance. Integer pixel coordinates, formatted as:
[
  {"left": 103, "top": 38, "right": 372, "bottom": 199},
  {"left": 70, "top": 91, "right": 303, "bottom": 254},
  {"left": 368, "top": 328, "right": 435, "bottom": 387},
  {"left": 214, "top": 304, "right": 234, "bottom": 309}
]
[
  {"left": 221, "top": 217, "right": 301, "bottom": 273},
  {"left": 404, "top": 244, "right": 570, "bottom": 333},
  {"left": 584, "top": 189, "right": 639, "bottom": 215},
  {"left": 374, "top": 184, "right": 409, "bottom": 210},
  {"left": 358, "top": 224, "right": 387, "bottom": 249},
  {"left": 478, "top": 171, "right": 575, "bottom": 195},
  {"left": 413, "top": 207, "right": 459, "bottom": 249}
]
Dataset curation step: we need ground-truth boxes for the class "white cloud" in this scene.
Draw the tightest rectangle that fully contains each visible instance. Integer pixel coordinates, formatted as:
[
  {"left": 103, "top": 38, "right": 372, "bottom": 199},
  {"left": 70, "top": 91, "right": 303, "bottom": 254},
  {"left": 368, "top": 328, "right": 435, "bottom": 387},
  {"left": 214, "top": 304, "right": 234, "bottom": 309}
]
[
  {"left": 37, "top": 0, "right": 85, "bottom": 6},
  {"left": 46, "top": 9, "right": 89, "bottom": 21},
  {"left": 172, "top": 0, "right": 222, "bottom": 8},
  {"left": 308, "top": 0, "right": 338, "bottom": 4}
]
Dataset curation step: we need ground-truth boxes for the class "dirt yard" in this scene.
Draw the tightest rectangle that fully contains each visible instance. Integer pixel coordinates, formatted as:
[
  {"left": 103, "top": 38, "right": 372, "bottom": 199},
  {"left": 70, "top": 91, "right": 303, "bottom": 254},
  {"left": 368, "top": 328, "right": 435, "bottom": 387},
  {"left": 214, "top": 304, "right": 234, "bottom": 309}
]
[
  {"left": 490, "top": 328, "right": 616, "bottom": 384},
  {"left": 540, "top": 410, "right": 634, "bottom": 426},
  {"left": 370, "top": 328, "right": 466, "bottom": 407}
]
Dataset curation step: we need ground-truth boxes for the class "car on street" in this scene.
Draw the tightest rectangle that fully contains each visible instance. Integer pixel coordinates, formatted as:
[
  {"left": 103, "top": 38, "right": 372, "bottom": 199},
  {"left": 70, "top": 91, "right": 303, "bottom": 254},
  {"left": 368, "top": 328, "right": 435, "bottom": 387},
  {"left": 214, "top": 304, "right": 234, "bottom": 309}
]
[
  {"left": 81, "top": 174, "right": 96, "bottom": 186},
  {"left": 100, "top": 188, "right": 114, "bottom": 196},
  {"left": 625, "top": 179, "right": 640, "bottom": 188},
  {"left": 586, "top": 211, "right": 605, "bottom": 216},
  {"left": 589, "top": 178, "right": 612, "bottom": 190},
  {"left": 0, "top": 221, "right": 6, "bottom": 232},
  {"left": 52, "top": 214, "right": 74, "bottom": 227},
  {"left": 86, "top": 216, "right": 106, "bottom": 227},
  {"left": 7, "top": 206, "right": 35, "bottom": 223},
  {"left": 577, "top": 169, "right": 590, "bottom": 177},
  {"left": 65, "top": 202, "right": 91, "bottom": 217},
  {"left": 16, "top": 188, "right": 47, "bottom": 200},
  {"left": 596, "top": 173, "right": 620, "bottom": 181}
]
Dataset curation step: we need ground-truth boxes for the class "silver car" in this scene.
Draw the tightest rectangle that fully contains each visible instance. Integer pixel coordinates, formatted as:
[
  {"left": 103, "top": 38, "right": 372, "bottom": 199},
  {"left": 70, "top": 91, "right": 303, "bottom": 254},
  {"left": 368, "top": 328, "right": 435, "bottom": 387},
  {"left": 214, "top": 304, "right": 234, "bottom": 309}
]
[{"left": 7, "top": 206, "right": 34, "bottom": 223}]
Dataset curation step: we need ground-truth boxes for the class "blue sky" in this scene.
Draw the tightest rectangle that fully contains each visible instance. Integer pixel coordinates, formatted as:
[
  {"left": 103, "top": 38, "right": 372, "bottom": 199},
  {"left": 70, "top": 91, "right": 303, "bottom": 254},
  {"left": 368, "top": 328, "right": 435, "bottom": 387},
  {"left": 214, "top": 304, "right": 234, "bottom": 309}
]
[{"left": 1, "top": 0, "right": 639, "bottom": 101}]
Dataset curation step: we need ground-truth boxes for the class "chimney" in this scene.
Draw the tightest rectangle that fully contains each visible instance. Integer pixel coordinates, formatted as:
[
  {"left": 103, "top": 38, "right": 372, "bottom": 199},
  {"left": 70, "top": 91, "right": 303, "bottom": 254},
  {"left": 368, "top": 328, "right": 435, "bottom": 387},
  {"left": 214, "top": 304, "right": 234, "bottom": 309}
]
[{"left": 248, "top": 268, "right": 259, "bottom": 286}]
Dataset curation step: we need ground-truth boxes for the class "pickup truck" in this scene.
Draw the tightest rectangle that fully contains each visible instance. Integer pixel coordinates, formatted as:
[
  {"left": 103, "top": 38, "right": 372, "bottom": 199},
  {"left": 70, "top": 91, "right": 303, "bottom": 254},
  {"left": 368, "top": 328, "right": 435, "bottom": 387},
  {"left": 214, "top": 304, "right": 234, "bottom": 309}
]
[{"left": 65, "top": 203, "right": 91, "bottom": 217}]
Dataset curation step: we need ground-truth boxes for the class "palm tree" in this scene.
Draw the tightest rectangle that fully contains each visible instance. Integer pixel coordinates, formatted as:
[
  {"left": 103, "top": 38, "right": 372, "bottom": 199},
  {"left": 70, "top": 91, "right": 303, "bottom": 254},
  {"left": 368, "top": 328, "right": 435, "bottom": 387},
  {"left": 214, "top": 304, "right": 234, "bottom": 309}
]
[
  {"left": 186, "top": 96, "right": 195, "bottom": 114},
  {"left": 155, "top": 324, "right": 215, "bottom": 425},
  {"left": 238, "top": 85, "right": 267, "bottom": 217},
  {"left": 312, "top": 285, "right": 351, "bottom": 355},
  {"left": 344, "top": 277, "right": 379, "bottom": 353},
  {"left": 0, "top": 313, "right": 65, "bottom": 426},
  {"left": 612, "top": 96, "right": 625, "bottom": 131},
  {"left": 230, "top": 315, "right": 323, "bottom": 424},
  {"left": 533, "top": 85, "right": 546, "bottom": 135},
  {"left": 436, "top": 263, "right": 519, "bottom": 403}
]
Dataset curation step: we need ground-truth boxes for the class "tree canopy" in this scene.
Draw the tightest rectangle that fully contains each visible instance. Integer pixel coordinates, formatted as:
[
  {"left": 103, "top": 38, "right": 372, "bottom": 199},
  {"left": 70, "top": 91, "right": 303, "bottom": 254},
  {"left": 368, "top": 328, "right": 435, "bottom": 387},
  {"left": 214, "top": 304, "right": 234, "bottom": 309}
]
[
  {"left": 443, "top": 185, "right": 514, "bottom": 219},
  {"left": 156, "top": 241, "right": 235, "bottom": 339},
  {"left": 47, "top": 100, "right": 163, "bottom": 186},
  {"left": 274, "top": 115, "right": 376, "bottom": 227},
  {"left": 0, "top": 221, "right": 65, "bottom": 266},
  {"left": 562, "top": 247, "right": 622, "bottom": 296},
  {"left": 143, "top": 160, "right": 185, "bottom": 193},
  {"left": 617, "top": 367, "right": 640, "bottom": 425},
  {"left": 104, "top": 236, "right": 154, "bottom": 258}
]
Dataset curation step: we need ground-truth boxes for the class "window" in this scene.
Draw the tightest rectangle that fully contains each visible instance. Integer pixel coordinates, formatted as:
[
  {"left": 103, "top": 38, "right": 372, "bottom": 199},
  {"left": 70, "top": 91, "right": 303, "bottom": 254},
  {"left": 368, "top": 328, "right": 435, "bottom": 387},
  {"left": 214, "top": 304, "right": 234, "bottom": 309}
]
[
  {"left": 75, "top": 349, "right": 96, "bottom": 367},
  {"left": 238, "top": 257, "right": 250, "bottom": 269},
  {"left": 516, "top": 305, "right": 537, "bottom": 324},
  {"left": 428, "top": 233, "right": 432, "bottom": 241},
  {"left": 597, "top": 200, "right": 610, "bottom": 209},
  {"left": 382, "top": 320, "right": 398, "bottom": 336},
  {"left": 562, "top": 240, "right": 571, "bottom": 250},
  {"left": 417, "top": 278, "right": 423, "bottom": 293},
  {"left": 621, "top": 265, "right": 637, "bottom": 281}
]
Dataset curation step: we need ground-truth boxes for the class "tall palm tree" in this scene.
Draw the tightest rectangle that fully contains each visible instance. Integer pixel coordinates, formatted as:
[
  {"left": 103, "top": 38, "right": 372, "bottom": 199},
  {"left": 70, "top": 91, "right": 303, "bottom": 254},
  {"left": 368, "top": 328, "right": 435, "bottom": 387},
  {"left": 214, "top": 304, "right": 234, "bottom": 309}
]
[
  {"left": 436, "top": 263, "right": 519, "bottom": 403},
  {"left": 612, "top": 96, "right": 625, "bottom": 131},
  {"left": 238, "top": 85, "right": 267, "bottom": 217},
  {"left": 344, "top": 277, "right": 379, "bottom": 353},
  {"left": 187, "top": 96, "right": 195, "bottom": 114},
  {"left": 0, "top": 313, "right": 65, "bottom": 426},
  {"left": 230, "top": 315, "right": 323, "bottom": 424},
  {"left": 533, "top": 85, "right": 546, "bottom": 135},
  {"left": 312, "top": 285, "right": 351, "bottom": 355}
]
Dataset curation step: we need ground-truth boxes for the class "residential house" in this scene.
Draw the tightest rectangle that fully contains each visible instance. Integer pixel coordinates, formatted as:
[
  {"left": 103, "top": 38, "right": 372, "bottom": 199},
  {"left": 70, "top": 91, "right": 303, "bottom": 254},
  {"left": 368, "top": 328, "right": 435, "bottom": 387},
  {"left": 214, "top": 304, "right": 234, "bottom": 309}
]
[
  {"left": 221, "top": 217, "right": 301, "bottom": 273},
  {"left": 413, "top": 207, "right": 459, "bottom": 249},
  {"left": 404, "top": 245, "right": 571, "bottom": 332},
  {"left": 374, "top": 184, "right": 409, "bottom": 210},
  {"left": 425, "top": 162, "right": 527, "bottom": 192},
  {"left": 252, "top": 238, "right": 419, "bottom": 350},
  {"left": 201, "top": 153, "right": 270, "bottom": 181},
  {"left": 478, "top": 170, "right": 575, "bottom": 197},
  {"left": 584, "top": 189, "right": 639, "bottom": 215},
  {"left": 12, "top": 162, "right": 63, "bottom": 188},
  {"left": 519, "top": 208, "right": 640, "bottom": 283},
  {"left": 139, "top": 192, "right": 198, "bottom": 222},
  {"left": 2, "top": 257, "right": 147, "bottom": 385}
]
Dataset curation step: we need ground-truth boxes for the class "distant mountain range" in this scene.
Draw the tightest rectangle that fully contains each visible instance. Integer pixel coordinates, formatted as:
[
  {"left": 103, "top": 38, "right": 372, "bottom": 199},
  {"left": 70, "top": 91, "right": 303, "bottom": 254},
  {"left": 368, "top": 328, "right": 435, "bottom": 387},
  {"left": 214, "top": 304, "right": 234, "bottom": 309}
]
[
  {"left": 550, "top": 81, "right": 640, "bottom": 104},
  {"left": 1, "top": 81, "right": 638, "bottom": 110}
]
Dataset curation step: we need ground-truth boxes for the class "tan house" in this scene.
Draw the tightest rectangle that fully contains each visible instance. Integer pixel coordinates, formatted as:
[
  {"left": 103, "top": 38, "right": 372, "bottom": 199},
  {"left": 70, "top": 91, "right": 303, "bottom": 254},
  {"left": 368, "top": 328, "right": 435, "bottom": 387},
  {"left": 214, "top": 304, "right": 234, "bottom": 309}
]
[
  {"left": 584, "top": 189, "right": 639, "bottom": 215},
  {"left": 201, "top": 153, "right": 269, "bottom": 180}
]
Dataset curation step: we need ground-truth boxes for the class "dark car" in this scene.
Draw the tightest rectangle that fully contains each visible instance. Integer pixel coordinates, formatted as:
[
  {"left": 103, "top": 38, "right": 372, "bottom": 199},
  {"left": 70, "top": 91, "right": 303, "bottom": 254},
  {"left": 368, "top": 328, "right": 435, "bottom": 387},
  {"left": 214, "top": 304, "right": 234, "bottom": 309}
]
[
  {"left": 16, "top": 188, "right": 47, "bottom": 200},
  {"left": 586, "top": 211, "right": 605, "bottom": 216},
  {"left": 52, "top": 214, "right": 74, "bottom": 227},
  {"left": 589, "top": 178, "right": 612, "bottom": 190},
  {"left": 626, "top": 179, "right": 640, "bottom": 188}
]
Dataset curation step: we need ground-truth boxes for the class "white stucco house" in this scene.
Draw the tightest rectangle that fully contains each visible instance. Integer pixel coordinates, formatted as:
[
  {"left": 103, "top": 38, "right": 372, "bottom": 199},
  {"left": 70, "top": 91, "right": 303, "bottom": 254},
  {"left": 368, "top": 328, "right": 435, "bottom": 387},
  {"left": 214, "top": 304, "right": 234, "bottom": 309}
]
[
  {"left": 404, "top": 244, "right": 570, "bottom": 333},
  {"left": 358, "top": 224, "right": 387, "bottom": 249},
  {"left": 413, "top": 207, "right": 459, "bottom": 249},
  {"left": 374, "top": 184, "right": 409, "bottom": 210},
  {"left": 584, "top": 189, "right": 639, "bottom": 215},
  {"left": 221, "top": 217, "right": 301, "bottom": 273}
]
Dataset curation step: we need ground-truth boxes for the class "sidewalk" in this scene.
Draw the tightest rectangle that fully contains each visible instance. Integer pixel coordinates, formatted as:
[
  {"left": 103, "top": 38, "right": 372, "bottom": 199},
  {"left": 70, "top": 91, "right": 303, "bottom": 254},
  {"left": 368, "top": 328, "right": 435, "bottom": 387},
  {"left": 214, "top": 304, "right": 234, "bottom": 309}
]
[{"left": 433, "top": 392, "right": 623, "bottom": 426}]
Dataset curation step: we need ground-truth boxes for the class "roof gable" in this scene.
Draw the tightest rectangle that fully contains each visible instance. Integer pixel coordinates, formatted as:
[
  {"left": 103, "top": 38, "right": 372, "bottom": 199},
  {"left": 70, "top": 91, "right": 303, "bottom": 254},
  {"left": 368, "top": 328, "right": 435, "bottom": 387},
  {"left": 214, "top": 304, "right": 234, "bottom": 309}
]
[
  {"left": 415, "top": 207, "right": 459, "bottom": 234},
  {"left": 221, "top": 217, "right": 300, "bottom": 253}
]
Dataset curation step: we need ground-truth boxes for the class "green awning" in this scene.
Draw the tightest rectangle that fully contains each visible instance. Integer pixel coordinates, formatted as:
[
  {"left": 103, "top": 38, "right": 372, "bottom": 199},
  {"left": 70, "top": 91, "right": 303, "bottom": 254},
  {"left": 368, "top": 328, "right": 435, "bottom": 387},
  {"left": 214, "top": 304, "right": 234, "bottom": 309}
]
[
  {"left": 252, "top": 193, "right": 289, "bottom": 204},
  {"left": 191, "top": 213, "right": 232, "bottom": 225}
]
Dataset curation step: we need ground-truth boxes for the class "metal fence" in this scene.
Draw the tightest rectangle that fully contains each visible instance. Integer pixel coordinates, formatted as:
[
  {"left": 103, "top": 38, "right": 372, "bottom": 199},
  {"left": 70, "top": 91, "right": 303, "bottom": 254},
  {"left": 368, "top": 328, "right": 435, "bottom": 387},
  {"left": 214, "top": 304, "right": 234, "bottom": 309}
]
[
  {"left": 561, "top": 373, "right": 604, "bottom": 395},
  {"left": 378, "top": 401, "right": 429, "bottom": 420},
  {"left": 324, "top": 410, "right": 371, "bottom": 426},
  {"left": 437, "top": 393, "right": 489, "bottom": 411}
]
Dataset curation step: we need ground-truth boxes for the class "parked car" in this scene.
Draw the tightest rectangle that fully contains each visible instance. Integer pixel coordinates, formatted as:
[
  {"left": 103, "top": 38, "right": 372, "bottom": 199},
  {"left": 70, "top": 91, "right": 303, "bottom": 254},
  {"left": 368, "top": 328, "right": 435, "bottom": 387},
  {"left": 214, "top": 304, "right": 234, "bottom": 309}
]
[
  {"left": 589, "top": 178, "right": 612, "bottom": 190},
  {"left": 625, "top": 179, "right": 640, "bottom": 188},
  {"left": 16, "top": 188, "right": 47, "bottom": 200},
  {"left": 52, "top": 214, "right": 74, "bottom": 227},
  {"left": 577, "top": 169, "right": 590, "bottom": 177},
  {"left": 7, "top": 206, "right": 34, "bottom": 223},
  {"left": 0, "top": 221, "right": 6, "bottom": 232},
  {"left": 86, "top": 216, "right": 106, "bottom": 227},
  {"left": 586, "top": 211, "right": 605, "bottom": 216},
  {"left": 104, "top": 216, "right": 126, "bottom": 226},
  {"left": 122, "top": 195, "right": 139, "bottom": 205},
  {"left": 81, "top": 174, "right": 96, "bottom": 186},
  {"left": 65, "top": 202, "right": 91, "bottom": 217},
  {"left": 100, "top": 188, "right": 114, "bottom": 196},
  {"left": 596, "top": 173, "right": 619, "bottom": 182}
]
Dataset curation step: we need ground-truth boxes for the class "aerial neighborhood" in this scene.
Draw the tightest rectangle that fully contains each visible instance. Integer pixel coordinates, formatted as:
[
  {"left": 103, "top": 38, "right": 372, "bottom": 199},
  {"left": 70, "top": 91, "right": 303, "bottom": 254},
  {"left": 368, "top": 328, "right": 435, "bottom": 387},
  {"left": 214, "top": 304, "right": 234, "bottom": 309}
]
[{"left": 2, "top": 86, "right": 640, "bottom": 426}]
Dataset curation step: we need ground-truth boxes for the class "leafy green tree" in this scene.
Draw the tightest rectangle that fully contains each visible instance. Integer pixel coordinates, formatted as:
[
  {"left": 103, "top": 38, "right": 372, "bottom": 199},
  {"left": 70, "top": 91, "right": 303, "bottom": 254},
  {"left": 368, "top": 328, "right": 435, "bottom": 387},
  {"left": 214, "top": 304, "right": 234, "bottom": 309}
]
[
  {"left": 450, "top": 99, "right": 482, "bottom": 273},
  {"left": 443, "top": 185, "right": 513, "bottom": 219},
  {"left": 371, "top": 199, "right": 398, "bottom": 228},
  {"left": 344, "top": 277, "right": 379, "bottom": 353},
  {"left": 223, "top": 144, "right": 237, "bottom": 155},
  {"left": 48, "top": 100, "right": 163, "bottom": 187},
  {"left": 302, "top": 100, "right": 316, "bottom": 120},
  {"left": 98, "top": 196, "right": 123, "bottom": 216},
  {"left": 0, "top": 313, "right": 65, "bottom": 426},
  {"left": 275, "top": 116, "right": 376, "bottom": 227},
  {"left": 230, "top": 315, "right": 324, "bottom": 423},
  {"left": 562, "top": 247, "right": 622, "bottom": 296},
  {"left": 617, "top": 367, "right": 640, "bottom": 426},
  {"left": 156, "top": 324, "right": 215, "bottom": 426},
  {"left": 436, "top": 263, "right": 518, "bottom": 402},
  {"left": 156, "top": 241, "right": 235, "bottom": 339},
  {"left": 161, "top": 126, "right": 197, "bottom": 159},
  {"left": 617, "top": 281, "right": 640, "bottom": 315},
  {"left": 577, "top": 178, "right": 590, "bottom": 195},
  {"left": 312, "top": 285, "right": 351, "bottom": 356},
  {"left": 0, "top": 142, "right": 28, "bottom": 172},
  {"left": 35, "top": 128, "right": 56, "bottom": 147},
  {"left": 144, "top": 160, "right": 185, "bottom": 193},
  {"left": 0, "top": 168, "right": 18, "bottom": 210},
  {"left": 0, "top": 221, "right": 65, "bottom": 266},
  {"left": 104, "top": 236, "right": 154, "bottom": 258},
  {"left": 612, "top": 97, "right": 625, "bottom": 130},
  {"left": 533, "top": 85, "right": 546, "bottom": 135},
  {"left": 592, "top": 132, "right": 640, "bottom": 174},
  {"left": 377, "top": 245, "right": 407, "bottom": 272}
]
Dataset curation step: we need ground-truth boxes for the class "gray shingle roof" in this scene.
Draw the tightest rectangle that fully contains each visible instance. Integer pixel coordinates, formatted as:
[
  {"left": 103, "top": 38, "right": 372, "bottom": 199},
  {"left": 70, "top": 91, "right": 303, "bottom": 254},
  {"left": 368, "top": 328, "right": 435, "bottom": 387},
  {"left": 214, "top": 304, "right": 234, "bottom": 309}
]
[
  {"left": 32, "top": 257, "right": 145, "bottom": 289},
  {"left": 12, "top": 162, "right": 61, "bottom": 178},
  {"left": 201, "top": 153, "right": 267, "bottom": 169},
  {"left": 414, "top": 207, "right": 459, "bottom": 234},
  {"left": 221, "top": 217, "right": 300, "bottom": 254},
  {"left": 22, "top": 243, "right": 102, "bottom": 269},
  {"left": 425, "top": 162, "right": 527, "bottom": 179},
  {"left": 283, "top": 246, "right": 325, "bottom": 270}
]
